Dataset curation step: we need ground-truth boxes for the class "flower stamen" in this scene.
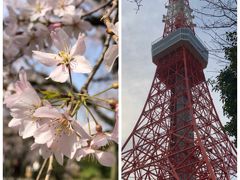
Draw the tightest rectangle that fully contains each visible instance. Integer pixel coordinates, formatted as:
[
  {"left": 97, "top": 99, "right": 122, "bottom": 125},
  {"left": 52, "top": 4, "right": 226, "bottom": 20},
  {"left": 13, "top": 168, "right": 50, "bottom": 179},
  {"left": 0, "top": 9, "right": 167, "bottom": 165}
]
[
  {"left": 58, "top": 51, "right": 72, "bottom": 65},
  {"left": 54, "top": 118, "right": 74, "bottom": 136}
]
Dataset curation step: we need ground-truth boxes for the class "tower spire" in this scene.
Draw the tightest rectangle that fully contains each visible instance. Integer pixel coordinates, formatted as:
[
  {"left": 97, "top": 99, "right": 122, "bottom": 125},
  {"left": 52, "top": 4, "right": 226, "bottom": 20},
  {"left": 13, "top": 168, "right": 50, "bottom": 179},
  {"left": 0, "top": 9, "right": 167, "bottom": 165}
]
[{"left": 163, "top": 0, "right": 195, "bottom": 37}]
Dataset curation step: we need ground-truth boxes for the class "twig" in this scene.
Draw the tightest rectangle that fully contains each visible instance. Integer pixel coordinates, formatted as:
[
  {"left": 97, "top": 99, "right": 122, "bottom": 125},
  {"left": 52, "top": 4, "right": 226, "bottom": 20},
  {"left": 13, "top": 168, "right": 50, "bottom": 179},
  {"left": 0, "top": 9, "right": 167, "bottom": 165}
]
[
  {"left": 83, "top": 102, "right": 99, "bottom": 125},
  {"left": 36, "top": 158, "right": 48, "bottom": 180},
  {"left": 81, "top": 1, "right": 118, "bottom": 93},
  {"left": 68, "top": 66, "right": 73, "bottom": 92},
  {"left": 81, "top": 35, "right": 111, "bottom": 92},
  {"left": 45, "top": 155, "right": 53, "bottom": 180},
  {"left": 82, "top": 0, "right": 113, "bottom": 18}
]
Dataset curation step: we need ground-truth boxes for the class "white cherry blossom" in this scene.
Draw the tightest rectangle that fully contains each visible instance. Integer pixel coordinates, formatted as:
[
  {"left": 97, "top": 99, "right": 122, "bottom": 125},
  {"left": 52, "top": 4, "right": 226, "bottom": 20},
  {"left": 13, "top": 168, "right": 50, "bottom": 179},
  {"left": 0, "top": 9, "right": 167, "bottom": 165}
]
[
  {"left": 33, "top": 106, "right": 90, "bottom": 160},
  {"left": 4, "top": 70, "right": 44, "bottom": 139},
  {"left": 33, "top": 28, "right": 92, "bottom": 83}
]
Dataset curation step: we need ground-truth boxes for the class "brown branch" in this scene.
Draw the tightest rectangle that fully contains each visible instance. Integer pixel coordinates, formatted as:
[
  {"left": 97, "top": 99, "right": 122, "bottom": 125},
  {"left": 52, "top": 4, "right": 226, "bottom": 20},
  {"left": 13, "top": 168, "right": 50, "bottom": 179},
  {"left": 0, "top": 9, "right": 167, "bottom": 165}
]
[
  {"left": 82, "top": 0, "right": 113, "bottom": 18},
  {"left": 81, "top": 1, "right": 118, "bottom": 93},
  {"left": 81, "top": 34, "right": 111, "bottom": 93}
]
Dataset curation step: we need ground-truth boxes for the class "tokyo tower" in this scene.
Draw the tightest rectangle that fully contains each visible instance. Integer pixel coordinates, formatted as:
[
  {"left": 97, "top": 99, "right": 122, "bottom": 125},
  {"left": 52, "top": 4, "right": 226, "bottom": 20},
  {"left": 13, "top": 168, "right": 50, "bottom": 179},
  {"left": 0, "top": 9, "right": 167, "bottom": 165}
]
[{"left": 121, "top": 0, "right": 237, "bottom": 179}]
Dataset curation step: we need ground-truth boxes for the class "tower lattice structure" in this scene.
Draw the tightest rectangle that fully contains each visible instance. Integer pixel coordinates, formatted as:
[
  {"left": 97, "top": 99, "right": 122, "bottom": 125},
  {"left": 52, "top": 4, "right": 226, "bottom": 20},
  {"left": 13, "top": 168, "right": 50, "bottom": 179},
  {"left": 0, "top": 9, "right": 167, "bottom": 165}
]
[{"left": 122, "top": 0, "right": 237, "bottom": 179}]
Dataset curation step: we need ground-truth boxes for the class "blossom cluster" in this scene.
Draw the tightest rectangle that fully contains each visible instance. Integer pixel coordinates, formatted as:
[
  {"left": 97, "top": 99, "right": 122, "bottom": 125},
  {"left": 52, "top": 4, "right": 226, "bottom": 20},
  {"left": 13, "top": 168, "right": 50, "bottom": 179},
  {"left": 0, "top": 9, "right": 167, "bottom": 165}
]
[
  {"left": 4, "top": 69, "right": 118, "bottom": 166},
  {"left": 4, "top": 0, "right": 93, "bottom": 61}
]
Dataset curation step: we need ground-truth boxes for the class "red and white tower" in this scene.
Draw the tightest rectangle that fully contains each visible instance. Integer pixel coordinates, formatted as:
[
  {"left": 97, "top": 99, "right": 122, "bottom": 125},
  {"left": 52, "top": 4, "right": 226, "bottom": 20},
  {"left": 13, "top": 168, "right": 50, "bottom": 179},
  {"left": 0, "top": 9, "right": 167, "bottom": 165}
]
[{"left": 122, "top": 0, "right": 237, "bottom": 179}]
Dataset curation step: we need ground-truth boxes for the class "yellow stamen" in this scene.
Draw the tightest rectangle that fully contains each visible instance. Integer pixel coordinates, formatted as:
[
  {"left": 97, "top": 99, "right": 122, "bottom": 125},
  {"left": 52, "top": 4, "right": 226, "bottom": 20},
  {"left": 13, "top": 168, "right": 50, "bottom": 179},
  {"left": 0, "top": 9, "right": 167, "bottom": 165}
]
[
  {"left": 54, "top": 118, "right": 74, "bottom": 136},
  {"left": 35, "top": 3, "right": 43, "bottom": 13},
  {"left": 58, "top": 51, "right": 72, "bottom": 65}
]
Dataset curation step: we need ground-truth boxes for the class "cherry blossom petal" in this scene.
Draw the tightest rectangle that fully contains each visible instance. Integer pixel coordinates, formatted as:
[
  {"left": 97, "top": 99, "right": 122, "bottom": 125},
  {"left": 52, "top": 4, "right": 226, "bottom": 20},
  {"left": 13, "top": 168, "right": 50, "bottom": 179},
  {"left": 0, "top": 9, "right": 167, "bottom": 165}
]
[
  {"left": 61, "top": 14, "right": 74, "bottom": 25},
  {"left": 104, "top": 45, "right": 118, "bottom": 72},
  {"left": 8, "top": 88, "right": 41, "bottom": 109},
  {"left": 112, "top": 22, "right": 119, "bottom": 36},
  {"left": 30, "top": 13, "right": 42, "bottom": 21},
  {"left": 33, "top": 51, "right": 61, "bottom": 66},
  {"left": 30, "top": 143, "right": 39, "bottom": 150},
  {"left": 52, "top": 134, "right": 78, "bottom": 159},
  {"left": 33, "top": 106, "right": 62, "bottom": 119},
  {"left": 70, "top": 56, "right": 92, "bottom": 73},
  {"left": 4, "top": 94, "right": 20, "bottom": 108},
  {"left": 75, "top": 148, "right": 95, "bottom": 161},
  {"left": 17, "top": 89, "right": 41, "bottom": 107},
  {"left": 8, "top": 118, "right": 22, "bottom": 127},
  {"left": 91, "top": 134, "right": 109, "bottom": 148},
  {"left": 22, "top": 121, "right": 38, "bottom": 139},
  {"left": 40, "top": 147, "right": 52, "bottom": 159},
  {"left": 78, "top": 20, "right": 92, "bottom": 32},
  {"left": 70, "top": 34, "right": 86, "bottom": 56},
  {"left": 19, "top": 69, "right": 30, "bottom": 87},
  {"left": 95, "top": 151, "right": 115, "bottom": 167},
  {"left": 34, "top": 124, "right": 54, "bottom": 144},
  {"left": 54, "top": 152, "right": 64, "bottom": 165},
  {"left": 71, "top": 120, "right": 90, "bottom": 139},
  {"left": 14, "top": 34, "right": 30, "bottom": 47},
  {"left": 48, "top": 65, "right": 69, "bottom": 83},
  {"left": 50, "top": 28, "right": 70, "bottom": 51}
]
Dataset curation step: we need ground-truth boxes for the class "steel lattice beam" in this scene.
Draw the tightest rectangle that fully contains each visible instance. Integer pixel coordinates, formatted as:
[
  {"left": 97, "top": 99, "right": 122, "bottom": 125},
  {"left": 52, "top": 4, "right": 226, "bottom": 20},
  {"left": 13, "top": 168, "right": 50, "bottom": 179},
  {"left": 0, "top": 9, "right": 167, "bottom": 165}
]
[{"left": 122, "top": 47, "right": 237, "bottom": 179}]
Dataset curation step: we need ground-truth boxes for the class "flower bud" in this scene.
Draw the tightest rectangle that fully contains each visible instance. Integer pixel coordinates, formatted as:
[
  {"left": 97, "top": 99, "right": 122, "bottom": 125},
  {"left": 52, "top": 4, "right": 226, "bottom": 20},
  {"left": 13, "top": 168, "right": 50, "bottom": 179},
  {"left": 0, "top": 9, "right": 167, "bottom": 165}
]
[
  {"left": 96, "top": 124, "right": 102, "bottom": 133},
  {"left": 107, "top": 99, "right": 118, "bottom": 109},
  {"left": 111, "top": 82, "right": 119, "bottom": 89}
]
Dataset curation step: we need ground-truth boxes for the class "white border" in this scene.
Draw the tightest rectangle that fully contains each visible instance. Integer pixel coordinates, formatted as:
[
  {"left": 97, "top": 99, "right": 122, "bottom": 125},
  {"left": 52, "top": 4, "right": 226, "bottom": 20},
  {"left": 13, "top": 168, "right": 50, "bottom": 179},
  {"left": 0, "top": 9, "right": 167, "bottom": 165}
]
[
  {"left": 1, "top": 0, "right": 3, "bottom": 178},
  {"left": 118, "top": 0, "right": 122, "bottom": 179}
]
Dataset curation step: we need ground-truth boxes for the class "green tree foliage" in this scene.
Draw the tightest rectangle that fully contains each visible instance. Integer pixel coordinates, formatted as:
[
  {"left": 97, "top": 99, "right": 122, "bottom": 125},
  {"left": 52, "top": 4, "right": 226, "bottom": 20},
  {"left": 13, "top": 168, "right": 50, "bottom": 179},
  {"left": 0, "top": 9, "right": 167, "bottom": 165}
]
[{"left": 213, "top": 31, "right": 237, "bottom": 145}]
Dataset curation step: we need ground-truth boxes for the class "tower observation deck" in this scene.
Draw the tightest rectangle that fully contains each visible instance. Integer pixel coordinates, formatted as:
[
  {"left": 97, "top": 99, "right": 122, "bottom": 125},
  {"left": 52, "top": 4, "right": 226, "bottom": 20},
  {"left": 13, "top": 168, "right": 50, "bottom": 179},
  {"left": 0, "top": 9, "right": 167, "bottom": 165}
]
[{"left": 122, "top": 0, "right": 237, "bottom": 179}]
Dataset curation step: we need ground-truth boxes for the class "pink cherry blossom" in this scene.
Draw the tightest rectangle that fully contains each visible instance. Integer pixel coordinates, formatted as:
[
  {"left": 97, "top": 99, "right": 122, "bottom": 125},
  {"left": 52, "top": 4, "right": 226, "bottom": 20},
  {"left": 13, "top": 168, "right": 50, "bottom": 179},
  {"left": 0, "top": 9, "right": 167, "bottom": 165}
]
[
  {"left": 53, "top": 0, "right": 75, "bottom": 17},
  {"left": 33, "top": 28, "right": 92, "bottom": 83},
  {"left": 4, "top": 70, "right": 44, "bottom": 139},
  {"left": 75, "top": 147, "right": 116, "bottom": 167},
  {"left": 14, "top": 23, "right": 50, "bottom": 56},
  {"left": 91, "top": 104, "right": 118, "bottom": 148},
  {"left": 24, "top": 0, "right": 53, "bottom": 21},
  {"left": 33, "top": 106, "right": 90, "bottom": 160},
  {"left": 3, "top": 32, "right": 19, "bottom": 60},
  {"left": 61, "top": 10, "right": 92, "bottom": 37}
]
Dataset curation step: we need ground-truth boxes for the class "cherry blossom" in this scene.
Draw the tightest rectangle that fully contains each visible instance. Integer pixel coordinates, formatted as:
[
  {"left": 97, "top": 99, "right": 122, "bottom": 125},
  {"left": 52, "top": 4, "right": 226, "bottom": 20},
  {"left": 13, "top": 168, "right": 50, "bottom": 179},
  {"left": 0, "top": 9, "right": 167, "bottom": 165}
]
[
  {"left": 91, "top": 105, "right": 118, "bottom": 148},
  {"left": 33, "top": 106, "right": 90, "bottom": 161},
  {"left": 3, "top": 32, "right": 19, "bottom": 60},
  {"left": 61, "top": 10, "right": 92, "bottom": 37},
  {"left": 14, "top": 23, "right": 50, "bottom": 55},
  {"left": 33, "top": 28, "right": 92, "bottom": 83},
  {"left": 53, "top": 0, "right": 76, "bottom": 17},
  {"left": 4, "top": 70, "right": 44, "bottom": 139},
  {"left": 23, "top": 0, "right": 53, "bottom": 22},
  {"left": 75, "top": 147, "right": 116, "bottom": 167}
]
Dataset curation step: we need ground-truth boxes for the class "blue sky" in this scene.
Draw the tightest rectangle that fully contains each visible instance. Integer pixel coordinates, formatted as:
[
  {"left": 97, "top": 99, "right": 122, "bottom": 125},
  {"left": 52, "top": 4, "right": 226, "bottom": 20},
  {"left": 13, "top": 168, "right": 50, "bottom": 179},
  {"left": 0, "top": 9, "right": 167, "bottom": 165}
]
[{"left": 122, "top": 0, "right": 230, "bottom": 143}]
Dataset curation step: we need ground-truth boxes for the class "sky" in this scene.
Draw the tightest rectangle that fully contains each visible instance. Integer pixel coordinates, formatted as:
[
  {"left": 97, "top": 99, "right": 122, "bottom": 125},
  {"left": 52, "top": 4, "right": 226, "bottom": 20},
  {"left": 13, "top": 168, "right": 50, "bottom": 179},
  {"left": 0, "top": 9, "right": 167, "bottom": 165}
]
[{"left": 122, "top": 0, "right": 230, "bottom": 144}]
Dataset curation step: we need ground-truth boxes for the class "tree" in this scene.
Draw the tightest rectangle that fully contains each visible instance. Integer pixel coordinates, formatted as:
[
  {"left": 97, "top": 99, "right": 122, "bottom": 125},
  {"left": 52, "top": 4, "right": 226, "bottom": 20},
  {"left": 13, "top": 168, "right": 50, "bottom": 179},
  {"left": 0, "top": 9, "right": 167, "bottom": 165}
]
[
  {"left": 213, "top": 31, "right": 237, "bottom": 145},
  {"left": 194, "top": 0, "right": 237, "bottom": 145}
]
